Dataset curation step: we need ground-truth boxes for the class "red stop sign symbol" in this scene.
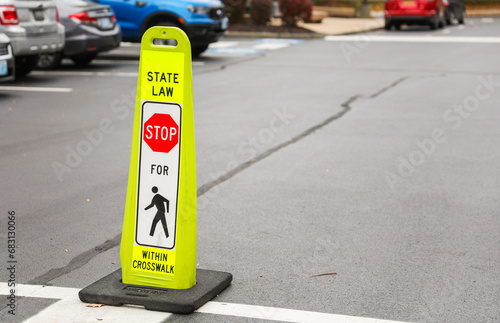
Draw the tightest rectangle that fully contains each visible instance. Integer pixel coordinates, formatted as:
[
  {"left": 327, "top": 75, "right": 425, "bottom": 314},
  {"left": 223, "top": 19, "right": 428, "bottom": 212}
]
[{"left": 143, "top": 113, "right": 179, "bottom": 153}]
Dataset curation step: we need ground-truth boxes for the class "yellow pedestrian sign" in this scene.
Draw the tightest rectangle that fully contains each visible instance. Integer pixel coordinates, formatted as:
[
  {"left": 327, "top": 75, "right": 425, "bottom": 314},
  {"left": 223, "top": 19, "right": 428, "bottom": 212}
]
[
  {"left": 121, "top": 27, "right": 196, "bottom": 289},
  {"left": 79, "top": 27, "right": 232, "bottom": 314}
]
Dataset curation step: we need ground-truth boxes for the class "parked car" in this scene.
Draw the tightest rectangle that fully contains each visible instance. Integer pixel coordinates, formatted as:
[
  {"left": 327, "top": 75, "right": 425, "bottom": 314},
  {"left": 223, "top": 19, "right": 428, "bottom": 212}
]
[
  {"left": 0, "top": 32, "right": 14, "bottom": 81},
  {"left": 384, "top": 0, "right": 447, "bottom": 30},
  {"left": 0, "top": 0, "right": 65, "bottom": 76},
  {"left": 38, "top": 0, "right": 121, "bottom": 68},
  {"left": 445, "top": 0, "right": 465, "bottom": 25},
  {"left": 95, "top": 0, "right": 228, "bottom": 56}
]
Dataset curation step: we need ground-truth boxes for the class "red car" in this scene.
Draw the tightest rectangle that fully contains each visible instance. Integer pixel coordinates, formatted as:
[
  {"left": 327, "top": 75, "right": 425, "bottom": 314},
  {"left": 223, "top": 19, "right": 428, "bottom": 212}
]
[{"left": 385, "top": 0, "right": 447, "bottom": 30}]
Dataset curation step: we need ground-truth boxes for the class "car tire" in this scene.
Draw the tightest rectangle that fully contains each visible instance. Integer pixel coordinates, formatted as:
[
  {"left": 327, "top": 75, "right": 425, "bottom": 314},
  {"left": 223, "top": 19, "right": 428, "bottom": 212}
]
[
  {"left": 38, "top": 51, "right": 63, "bottom": 69},
  {"left": 430, "top": 13, "right": 439, "bottom": 30},
  {"left": 458, "top": 8, "right": 465, "bottom": 24},
  {"left": 445, "top": 9, "right": 453, "bottom": 25},
  {"left": 438, "top": 10, "right": 446, "bottom": 28},
  {"left": 15, "top": 55, "right": 39, "bottom": 77},
  {"left": 192, "top": 45, "right": 208, "bottom": 57},
  {"left": 70, "top": 54, "right": 98, "bottom": 66},
  {"left": 384, "top": 20, "right": 391, "bottom": 30}
]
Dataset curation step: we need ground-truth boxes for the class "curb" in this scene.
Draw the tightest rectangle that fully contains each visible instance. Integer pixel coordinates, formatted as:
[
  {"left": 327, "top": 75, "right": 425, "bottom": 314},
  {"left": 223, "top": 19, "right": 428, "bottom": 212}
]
[
  {"left": 466, "top": 10, "right": 500, "bottom": 17},
  {"left": 226, "top": 25, "right": 384, "bottom": 39}
]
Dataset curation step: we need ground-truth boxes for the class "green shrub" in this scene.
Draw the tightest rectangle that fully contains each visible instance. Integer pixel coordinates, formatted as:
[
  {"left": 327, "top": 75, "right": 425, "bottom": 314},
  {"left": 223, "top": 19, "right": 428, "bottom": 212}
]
[
  {"left": 222, "top": 0, "right": 247, "bottom": 23},
  {"left": 251, "top": 0, "right": 273, "bottom": 25},
  {"left": 279, "top": 0, "right": 313, "bottom": 26}
]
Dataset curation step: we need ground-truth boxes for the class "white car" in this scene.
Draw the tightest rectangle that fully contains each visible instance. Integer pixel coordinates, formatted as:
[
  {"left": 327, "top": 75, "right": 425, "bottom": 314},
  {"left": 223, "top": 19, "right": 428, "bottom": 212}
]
[{"left": 0, "top": 0, "right": 64, "bottom": 76}]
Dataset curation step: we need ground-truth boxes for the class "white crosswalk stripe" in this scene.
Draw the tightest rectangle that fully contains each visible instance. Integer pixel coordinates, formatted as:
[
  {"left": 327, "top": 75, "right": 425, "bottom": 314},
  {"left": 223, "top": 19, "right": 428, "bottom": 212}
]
[
  {"left": 324, "top": 35, "right": 500, "bottom": 43},
  {"left": 1, "top": 282, "right": 409, "bottom": 323},
  {"left": 205, "top": 39, "right": 304, "bottom": 56}
]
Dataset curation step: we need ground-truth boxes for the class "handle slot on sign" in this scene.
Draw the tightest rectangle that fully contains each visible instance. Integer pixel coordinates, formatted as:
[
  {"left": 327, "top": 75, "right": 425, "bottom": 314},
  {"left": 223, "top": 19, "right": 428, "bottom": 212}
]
[{"left": 152, "top": 29, "right": 178, "bottom": 47}]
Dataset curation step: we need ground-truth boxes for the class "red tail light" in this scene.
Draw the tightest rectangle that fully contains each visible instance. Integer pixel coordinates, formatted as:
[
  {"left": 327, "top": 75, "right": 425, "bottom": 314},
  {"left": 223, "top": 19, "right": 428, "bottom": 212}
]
[
  {"left": 56, "top": 6, "right": 60, "bottom": 22},
  {"left": 0, "top": 5, "right": 19, "bottom": 25},
  {"left": 69, "top": 11, "right": 98, "bottom": 25}
]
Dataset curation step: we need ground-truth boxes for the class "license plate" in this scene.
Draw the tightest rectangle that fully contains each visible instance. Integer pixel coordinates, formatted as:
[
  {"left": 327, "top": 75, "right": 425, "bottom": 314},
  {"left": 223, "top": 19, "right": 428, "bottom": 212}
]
[
  {"left": 402, "top": 1, "right": 415, "bottom": 5},
  {"left": 221, "top": 17, "right": 228, "bottom": 30},
  {"left": 0, "top": 61, "right": 8, "bottom": 76},
  {"left": 98, "top": 17, "right": 113, "bottom": 29},
  {"left": 33, "top": 10, "right": 45, "bottom": 21}
]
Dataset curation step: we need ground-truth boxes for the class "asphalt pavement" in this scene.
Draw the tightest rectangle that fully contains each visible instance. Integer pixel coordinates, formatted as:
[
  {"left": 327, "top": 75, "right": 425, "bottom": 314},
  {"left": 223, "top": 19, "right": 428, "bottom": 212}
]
[{"left": 0, "top": 17, "right": 499, "bottom": 323}]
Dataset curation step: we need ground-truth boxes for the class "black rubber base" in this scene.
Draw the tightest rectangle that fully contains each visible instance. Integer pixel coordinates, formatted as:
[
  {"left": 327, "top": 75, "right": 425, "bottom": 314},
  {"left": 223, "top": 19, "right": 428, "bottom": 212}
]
[{"left": 79, "top": 268, "right": 232, "bottom": 314}]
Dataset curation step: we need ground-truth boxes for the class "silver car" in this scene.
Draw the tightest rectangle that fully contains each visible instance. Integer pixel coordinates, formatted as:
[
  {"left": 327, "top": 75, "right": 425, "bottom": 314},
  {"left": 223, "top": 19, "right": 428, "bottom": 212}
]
[
  {"left": 0, "top": 0, "right": 64, "bottom": 76},
  {"left": 0, "top": 32, "right": 14, "bottom": 81}
]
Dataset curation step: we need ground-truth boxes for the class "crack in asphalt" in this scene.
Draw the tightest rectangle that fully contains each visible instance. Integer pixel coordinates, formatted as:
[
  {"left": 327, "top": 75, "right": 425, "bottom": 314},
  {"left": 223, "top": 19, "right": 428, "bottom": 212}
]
[
  {"left": 28, "top": 234, "right": 121, "bottom": 285},
  {"left": 370, "top": 77, "right": 408, "bottom": 98},
  {"left": 197, "top": 94, "right": 360, "bottom": 196},
  {"left": 30, "top": 77, "right": 408, "bottom": 286},
  {"left": 197, "top": 75, "right": 411, "bottom": 196}
]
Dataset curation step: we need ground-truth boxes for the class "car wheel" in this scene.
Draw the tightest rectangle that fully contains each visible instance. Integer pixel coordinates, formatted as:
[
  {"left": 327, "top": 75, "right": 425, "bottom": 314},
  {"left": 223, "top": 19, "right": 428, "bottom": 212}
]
[
  {"left": 384, "top": 19, "right": 391, "bottom": 30},
  {"left": 70, "top": 54, "right": 98, "bottom": 66},
  {"left": 458, "top": 8, "right": 465, "bottom": 24},
  {"left": 15, "top": 55, "right": 39, "bottom": 77},
  {"left": 439, "top": 10, "right": 446, "bottom": 28},
  {"left": 445, "top": 9, "right": 453, "bottom": 25},
  {"left": 430, "top": 13, "right": 439, "bottom": 29},
  {"left": 38, "top": 51, "right": 63, "bottom": 69},
  {"left": 192, "top": 45, "right": 208, "bottom": 57}
]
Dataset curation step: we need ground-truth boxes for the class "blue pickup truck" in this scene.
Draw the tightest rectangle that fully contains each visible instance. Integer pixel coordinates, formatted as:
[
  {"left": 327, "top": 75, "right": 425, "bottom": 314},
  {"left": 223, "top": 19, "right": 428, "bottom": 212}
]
[{"left": 97, "top": 0, "right": 228, "bottom": 55}]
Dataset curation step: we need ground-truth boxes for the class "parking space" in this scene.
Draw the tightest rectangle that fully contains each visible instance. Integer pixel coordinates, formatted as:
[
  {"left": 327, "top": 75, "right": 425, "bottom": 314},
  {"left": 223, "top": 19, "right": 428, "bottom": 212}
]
[{"left": 1, "top": 17, "right": 500, "bottom": 322}]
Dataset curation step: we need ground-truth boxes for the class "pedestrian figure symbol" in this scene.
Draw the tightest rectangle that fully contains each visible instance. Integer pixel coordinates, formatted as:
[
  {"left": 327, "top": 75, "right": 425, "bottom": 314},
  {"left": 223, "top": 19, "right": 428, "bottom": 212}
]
[{"left": 145, "top": 186, "right": 169, "bottom": 238}]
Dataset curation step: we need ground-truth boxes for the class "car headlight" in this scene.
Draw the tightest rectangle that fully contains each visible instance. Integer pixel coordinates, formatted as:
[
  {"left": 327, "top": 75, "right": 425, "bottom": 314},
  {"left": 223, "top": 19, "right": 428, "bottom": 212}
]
[{"left": 187, "top": 5, "right": 211, "bottom": 14}]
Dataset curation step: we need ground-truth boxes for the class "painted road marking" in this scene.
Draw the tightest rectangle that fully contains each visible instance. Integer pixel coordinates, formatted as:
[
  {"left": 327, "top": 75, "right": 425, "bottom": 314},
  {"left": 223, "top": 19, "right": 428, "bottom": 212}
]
[
  {"left": 209, "top": 41, "right": 240, "bottom": 49},
  {"left": 31, "top": 71, "right": 139, "bottom": 77},
  {"left": 90, "top": 59, "right": 140, "bottom": 65},
  {"left": 120, "top": 42, "right": 139, "bottom": 47},
  {"left": 205, "top": 47, "right": 264, "bottom": 55},
  {"left": 1, "top": 283, "right": 409, "bottom": 323},
  {"left": 91, "top": 59, "right": 204, "bottom": 66},
  {"left": 253, "top": 42, "right": 291, "bottom": 50},
  {"left": 254, "top": 39, "right": 304, "bottom": 44},
  {"left": 254, "top": 39, "right": 304, "bottom": 50},
  {"left": 205, "top": 39, "right": 304, "bottom": 55},
  {"left": 325, "top": 35, "right": 500, "bottom": 44},
  {"left": 198, "top": 302, "right": 408, "bottom": 323},
  {"left": 0, "top": 86, "right": 73, "bottom": 93}
]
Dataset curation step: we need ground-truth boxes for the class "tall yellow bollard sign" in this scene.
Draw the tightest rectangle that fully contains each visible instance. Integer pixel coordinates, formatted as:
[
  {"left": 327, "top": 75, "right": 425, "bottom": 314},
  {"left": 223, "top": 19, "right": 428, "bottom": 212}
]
[
  {"left": 79, "top": 27, "right": 231, "bottom": 314},
  {"left": 120, "top": 27, "right": 197, "bottom": 289}
]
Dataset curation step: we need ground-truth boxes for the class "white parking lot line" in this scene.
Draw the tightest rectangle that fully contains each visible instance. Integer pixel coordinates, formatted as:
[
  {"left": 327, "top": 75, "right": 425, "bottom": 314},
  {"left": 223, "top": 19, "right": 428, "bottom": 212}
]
[
  {"left": 1, "top": 283, "right": 409, "bottom": 323},
  {"left": 209, "top": 41, "right": 240, "bottom": 48},
  {"left": 325, "top": 35, "right": 500, "bottom": 43},
  {"left": 0, "top": 86, "right": 73, "bottom": 93},
  {"left": 198, "top": 302, "right": 409, "bottom": 323},
  {"left": 31, "top": 71, "right": 139, "bottom": 77},
  {"left": 92, "top": 59, "right": 205, "bottom": 66},
  {"left": 253, "top": 43, "right": 291, "bottom": 50}
]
